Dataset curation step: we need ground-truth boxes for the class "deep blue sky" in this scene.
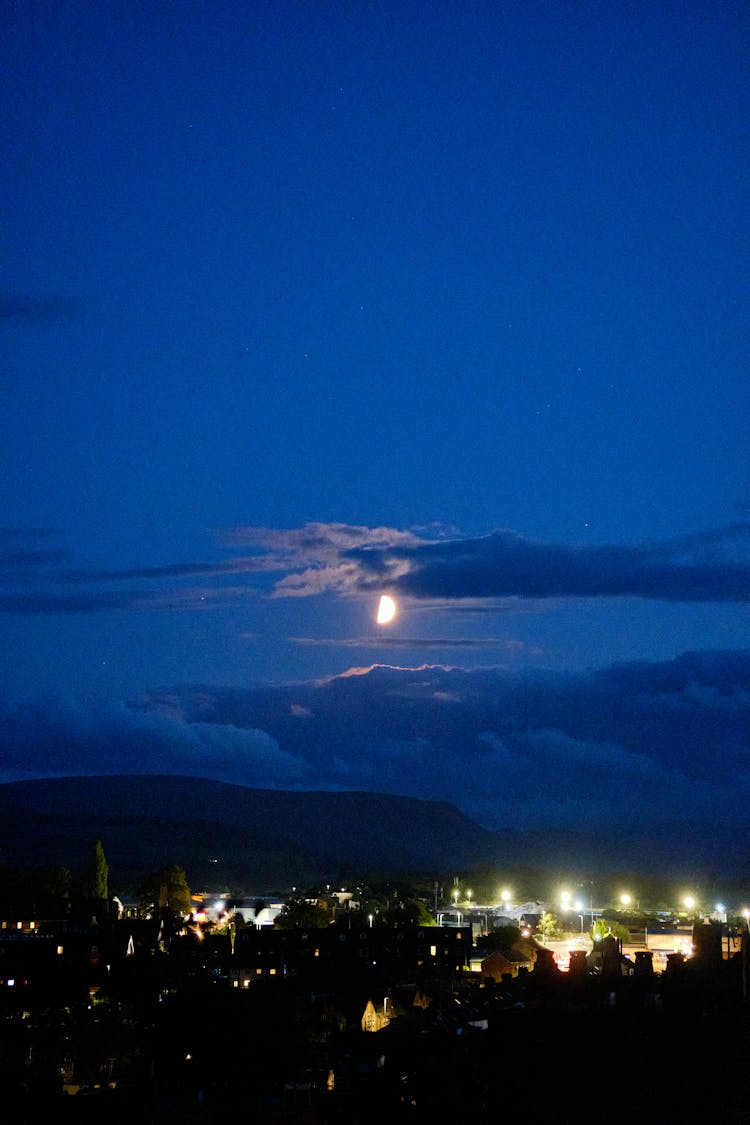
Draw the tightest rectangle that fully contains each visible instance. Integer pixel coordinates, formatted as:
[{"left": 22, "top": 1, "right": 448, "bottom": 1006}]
[{"left": 2, "top": 2, "right": 748, "bottom": 832}]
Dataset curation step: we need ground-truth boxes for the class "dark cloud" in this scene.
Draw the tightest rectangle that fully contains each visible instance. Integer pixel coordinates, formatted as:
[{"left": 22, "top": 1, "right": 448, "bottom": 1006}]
[
  {"left": 3, "top": 650, "right": 747, "bottom": 835},
  {"left": 347, "top": 524, "right": 750, "bottom": 603},
  {"left": 138, "top": 651, "right": 749, "bottom": 831},
  {"left": 0, "top": 549, "right": 68, "bottom": 569},
  {"left": 0, "top": 699, "right": 303, "bottom": 787},
  {"left": 215, "top": 521, "right": 750, "bottom": 605},
  {"left": 0, "top": 525, "right": 262, "bottom": 612},
  {"left": 0, "top": 590, "right": 147, "bottom": 614},
  {"left": 0, "top": 529, "right": 69, "bottom": 571},
  {"left": 0, "top": 585, "right": 256, "bottom": 614},
  {"left": 62, "top": 558, "right": 263, "bottom": 583},
  {"left": 3, "top": 521, "right": 748, "bottom": 616}
]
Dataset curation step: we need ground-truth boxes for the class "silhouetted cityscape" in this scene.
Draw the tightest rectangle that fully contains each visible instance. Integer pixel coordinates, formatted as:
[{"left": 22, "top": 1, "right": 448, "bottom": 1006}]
[{"left": 2, "top": 832, "right": 750, "bottom": 1122}]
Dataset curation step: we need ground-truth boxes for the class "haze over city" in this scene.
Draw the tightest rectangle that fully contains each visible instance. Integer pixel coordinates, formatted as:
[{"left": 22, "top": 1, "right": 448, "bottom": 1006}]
[{"left": 2, "top": 2, "right": 748, "bottom": 844}]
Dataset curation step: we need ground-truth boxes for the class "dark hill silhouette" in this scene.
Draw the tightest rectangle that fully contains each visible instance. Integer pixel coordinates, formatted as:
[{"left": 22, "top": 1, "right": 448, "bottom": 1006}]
[
  {"left": 0, "top": 776, "right": 745, "bottom": 895},
  {"left": 0, "top": 775, "right": 495, "bottom": 892}
]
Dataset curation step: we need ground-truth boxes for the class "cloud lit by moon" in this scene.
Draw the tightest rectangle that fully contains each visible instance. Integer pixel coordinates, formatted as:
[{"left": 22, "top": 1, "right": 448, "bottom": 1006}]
[{"left": 376, "top": 594, "right": 397, "bottom": 625}]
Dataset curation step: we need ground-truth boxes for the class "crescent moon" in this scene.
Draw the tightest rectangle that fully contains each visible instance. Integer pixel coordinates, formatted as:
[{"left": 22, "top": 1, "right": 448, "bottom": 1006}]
[{"left": 376, "top": 595, "right": 397, "bottom": 624}]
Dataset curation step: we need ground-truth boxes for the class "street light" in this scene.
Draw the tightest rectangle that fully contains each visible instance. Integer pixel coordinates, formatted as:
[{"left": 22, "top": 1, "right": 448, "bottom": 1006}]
[
  {"left": 500, "top": 889, "right": 511, "bottom": 913},
  {"left": 620, "top": 893, "right": 632, "bottom": 909}
]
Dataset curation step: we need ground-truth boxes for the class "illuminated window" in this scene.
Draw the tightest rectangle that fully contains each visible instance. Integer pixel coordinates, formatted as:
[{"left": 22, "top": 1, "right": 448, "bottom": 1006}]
[
  {"left": 57, "top": 946, "right": 64, "bottom": 956},
  {"left": 269, "top": 968, "right": 277, "bottom": 975},
  {"left": 430, "top": 945, "right": 437, "bottom": 957},
  {"left": 314, "top": 948, "right": 320, "bottom": 958}
]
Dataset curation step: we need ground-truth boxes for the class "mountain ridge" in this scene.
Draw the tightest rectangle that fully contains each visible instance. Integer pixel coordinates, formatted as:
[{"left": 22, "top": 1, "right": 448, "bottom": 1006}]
[
  {"left": 0, "top": 775, "right": 493, "bottom": 892},
  {"left": 0, "top": 775, "right": 745, "bottom": 893}
]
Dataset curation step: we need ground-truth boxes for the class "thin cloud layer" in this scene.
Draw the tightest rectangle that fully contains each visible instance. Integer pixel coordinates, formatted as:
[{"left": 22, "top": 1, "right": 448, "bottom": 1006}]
[{"left": 289, "top": 636, "right": 521, "bottom": 650}]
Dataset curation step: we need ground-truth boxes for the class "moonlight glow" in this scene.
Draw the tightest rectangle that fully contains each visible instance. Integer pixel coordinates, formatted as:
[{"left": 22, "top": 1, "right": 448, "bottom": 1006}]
[{"left": 376, "top": 595, "right": 397, "bottom": 625}]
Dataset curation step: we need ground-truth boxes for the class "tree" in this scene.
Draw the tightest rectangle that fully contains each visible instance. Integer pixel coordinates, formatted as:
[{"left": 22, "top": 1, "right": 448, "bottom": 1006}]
[
  {"left": 275, "top": 895, "right": 331, "bottom": 929},
  {"left": 383, "top": 898, "right": 436, "bottom": 927},
  {"left": 536, "top": 911, "right": 561, "bottom": 941},
  {"left": 86, "top": 839, "right": 109, "bottom": 913},
  {"left": 138, "top": 864, "right": 192, "bottom": 917},
  {"left": 592, "top": 918, "right": 629, "bottom": 942},
  {"left": 36, "top": 865, "right": 73, "bottom": 916},
  {"left": 0, "top": 864, "right": 72, "bottom": 916}
]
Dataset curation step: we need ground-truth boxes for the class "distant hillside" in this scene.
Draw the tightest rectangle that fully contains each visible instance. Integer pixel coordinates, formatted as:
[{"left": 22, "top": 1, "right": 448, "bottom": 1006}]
[
  {"left": 0, "top": 776, "right": 744, "bottom": 896},
  {"left": 0, "top": 775, "right": 495, "bottom": 893}
]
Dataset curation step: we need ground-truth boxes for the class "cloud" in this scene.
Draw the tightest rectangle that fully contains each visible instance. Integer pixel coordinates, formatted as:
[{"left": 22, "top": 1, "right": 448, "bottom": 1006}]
[
  {"left": 214, "top": 520, "right": 750, "bottom": 605},
  {"left": 221, "top": 522, "right": 422, "bottom": 553},
  {"left": 219, "top": 523, "right": 424, "bottom": 599},
  {"left": 0, "top": 590, "right": 148, "bottom": 614},
  {"left": 289, "top": 636, "right": 522, "bottom": 649},
  {"left": 2, "top": 650, "right": 747, "bottom": 836},
  {"left": 0, "top": 549, "right": 68, "bottom": 570},
  {"left": 3, "top": 521, "right": 748, "bottom": 616},
  {"left": 0, "top": 529, "right": 69, "bottom": 573},
  {"left": 0, "top": 698, "right": 304, "bottom": 788},
  {"left": 345, "top": 524, "right": 750, "bottom": 603}
]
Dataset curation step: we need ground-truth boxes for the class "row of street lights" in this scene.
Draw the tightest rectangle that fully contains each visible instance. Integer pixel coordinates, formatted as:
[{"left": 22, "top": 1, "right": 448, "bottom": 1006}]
[{"left": 449, "top": 880, "right": 750, "bottom": 925}]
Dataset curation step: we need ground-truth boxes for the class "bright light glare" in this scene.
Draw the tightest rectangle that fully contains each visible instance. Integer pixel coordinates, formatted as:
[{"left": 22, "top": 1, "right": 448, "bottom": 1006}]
[{"left": 376, "top": 595, "right": 397, "bottom": 624}]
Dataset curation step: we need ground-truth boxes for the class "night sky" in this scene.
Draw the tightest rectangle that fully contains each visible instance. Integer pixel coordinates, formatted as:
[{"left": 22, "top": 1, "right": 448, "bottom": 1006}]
[{"left": 2, "top": 2, "right": 748, "bottom": 835}]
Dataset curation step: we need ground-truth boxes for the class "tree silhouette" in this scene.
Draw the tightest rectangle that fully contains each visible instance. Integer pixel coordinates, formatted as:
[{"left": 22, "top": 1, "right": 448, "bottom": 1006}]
[
  {"left": 138, "top": 864, "right": 192, "bottom": 918},
  {"left": 85, "top": 839, "right": 109, "bottom": 917}
]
